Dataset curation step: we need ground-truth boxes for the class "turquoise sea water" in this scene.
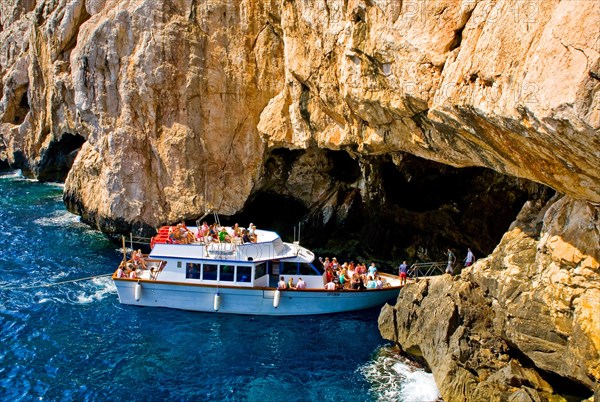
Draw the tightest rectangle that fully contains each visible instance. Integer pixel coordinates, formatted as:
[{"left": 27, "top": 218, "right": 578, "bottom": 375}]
[{"left": 0, "top": 172, "right": 441, "bottom": 401}]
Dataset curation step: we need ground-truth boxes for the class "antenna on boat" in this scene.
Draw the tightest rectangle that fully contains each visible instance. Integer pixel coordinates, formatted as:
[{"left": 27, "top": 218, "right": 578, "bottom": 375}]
[{"left": 293, "top": 222, "right": 301, "bottom": 245}]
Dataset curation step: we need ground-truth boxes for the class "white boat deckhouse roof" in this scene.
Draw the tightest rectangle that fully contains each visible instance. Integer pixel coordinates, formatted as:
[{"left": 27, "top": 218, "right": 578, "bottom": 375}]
[{"left": 148, "top": 229, "right": 315, "bottom": 263}]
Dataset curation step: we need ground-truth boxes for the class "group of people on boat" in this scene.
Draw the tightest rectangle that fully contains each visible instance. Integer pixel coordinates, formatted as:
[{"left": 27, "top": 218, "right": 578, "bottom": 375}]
[
  {"left": 116, "top": 249, "right": 147, "bottom": 279},
  {"left": 319, "top": 257, "right": 385, "bottom": 290},
  {"left": 165, "top": 221, "right": 258, "bottom": 245},
  {"left": 196, "top": 221, "right": 258, "bottom": 244},
  {"left": 277, "top": 276, "right": 307, "bottom": 290}
]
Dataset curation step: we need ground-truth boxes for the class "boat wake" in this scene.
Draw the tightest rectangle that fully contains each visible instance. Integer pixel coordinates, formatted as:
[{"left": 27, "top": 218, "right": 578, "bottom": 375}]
[
  {"left": 359, "top": 346, "right": 442, "bottom": 402},
  {"left": 74, "top": 277, "right": 116, "bottom": 304},
  {"left": 35, "top": 276, "right": 116, "bottom": 305}
]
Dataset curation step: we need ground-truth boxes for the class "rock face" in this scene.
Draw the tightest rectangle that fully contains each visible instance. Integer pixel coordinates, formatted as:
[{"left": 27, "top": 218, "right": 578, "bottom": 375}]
[
  {"left": 1, "top": 0, "right": 598, "bottom": 228},
  {"left": 379, "top": 195, "right": 600, "bottom": 400},
  {"left": 1, "top": 0, "right": 599, "bottom": 399},
  {"left": 261, "top": 0, "right": 600, "bottom": 203}
]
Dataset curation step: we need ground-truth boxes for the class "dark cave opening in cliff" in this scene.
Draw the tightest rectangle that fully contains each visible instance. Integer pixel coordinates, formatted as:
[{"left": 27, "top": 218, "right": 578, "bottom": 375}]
[
  {"left": 36, "top": 133, "right": 86, "bottom": 182},
  {"left": 232, "top": 148, "right": 553, "bottom": 271},
  {"left": 1, "top": 85, "right": 30, "bottom": 126},
  {"left": 227, "top": 191, "right": 308, "bottom": 241}
]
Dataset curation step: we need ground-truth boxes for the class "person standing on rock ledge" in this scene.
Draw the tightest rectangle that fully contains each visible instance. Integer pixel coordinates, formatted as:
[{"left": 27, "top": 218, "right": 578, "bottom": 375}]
[
  {"left": 464, "top": 248, "right": 475, "bottom": 267},
  {"left": 398, "top": 261, "right": 408, "bottom": 286},
  {"left": 446, "top": 249, "right": 456, "bottom": 275}
]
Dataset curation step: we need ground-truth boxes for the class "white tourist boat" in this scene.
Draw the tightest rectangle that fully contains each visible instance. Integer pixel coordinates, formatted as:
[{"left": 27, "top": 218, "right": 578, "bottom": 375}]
[{"left": 113, "top": 226, "right": 402, "bottom": 315}]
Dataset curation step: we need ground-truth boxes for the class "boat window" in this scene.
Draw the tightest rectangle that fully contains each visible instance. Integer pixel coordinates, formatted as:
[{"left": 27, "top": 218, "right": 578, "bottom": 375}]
[
  {"left": 203, "top": 264, "right": 218, "bottom": 280},
  {"left": 280, "top": 262, "right": 298, "bottom": 275},
  {"left": 255, "top": 263, "right": 267, "bottom": 279},
  {"left": 186, "top": 263, "right": 201, "bottom": 279},
  {"left": 300, "top": 262, "right": 323, "bottom": 275},
  {"left": 177, "top": 261, "right": 182, "bottom": 269},
  {"left": 220, "top": 265, "right": 234, "bottom": 282},
  {"left": 236, "top": 266, "right": 251, "bottom": 282}
]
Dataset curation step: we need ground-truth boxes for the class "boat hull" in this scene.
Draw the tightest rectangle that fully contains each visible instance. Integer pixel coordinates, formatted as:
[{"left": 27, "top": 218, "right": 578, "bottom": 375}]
[{"left": 114, "top": 279, "right": 401, "bottom": 316}]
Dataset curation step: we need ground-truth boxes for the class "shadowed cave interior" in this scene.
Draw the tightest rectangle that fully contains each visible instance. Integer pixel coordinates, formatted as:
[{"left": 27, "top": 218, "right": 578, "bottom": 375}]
[{"left": 226, "top": 147, "right": 554, "bottom": 271}]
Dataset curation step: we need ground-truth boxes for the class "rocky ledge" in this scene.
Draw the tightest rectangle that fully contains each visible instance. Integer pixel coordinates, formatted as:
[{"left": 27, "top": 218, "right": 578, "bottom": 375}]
[{"left": 379, "top": 195, "right": 599, "bottom": 400}]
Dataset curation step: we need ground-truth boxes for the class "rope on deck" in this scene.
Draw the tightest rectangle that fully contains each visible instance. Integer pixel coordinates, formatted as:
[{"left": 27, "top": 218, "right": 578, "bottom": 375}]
[{"left": 1, "top": 273, "right": 113, "bottom": 290}]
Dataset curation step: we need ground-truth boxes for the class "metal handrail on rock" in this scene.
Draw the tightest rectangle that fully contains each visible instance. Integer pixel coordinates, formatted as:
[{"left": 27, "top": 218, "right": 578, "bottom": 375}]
[{"left": 409, "top": 261, "right": 446, "bottom": 280}]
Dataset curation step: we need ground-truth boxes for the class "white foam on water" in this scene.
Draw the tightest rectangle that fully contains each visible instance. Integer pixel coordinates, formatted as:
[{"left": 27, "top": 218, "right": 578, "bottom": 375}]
[
  {"left": 0, "top": 170, "right": 23, "bottom": 179},
  {"left": 359, "top": 346, "right": 442, "bottom": 402},
  {"left": 44, "top": 182, "right": 64, "bottom": 189},
  {"left": 74, "top": 276, "right": 116, "bottom": 304},
  {"left": 34, "top": 210, "right": 80, "bottom": 227},
  {"left": 396, "top": 363, "right": 441, "bottom": 402},
  {"left": 34, "top": 276, "right": 115, "bottom": 305}
]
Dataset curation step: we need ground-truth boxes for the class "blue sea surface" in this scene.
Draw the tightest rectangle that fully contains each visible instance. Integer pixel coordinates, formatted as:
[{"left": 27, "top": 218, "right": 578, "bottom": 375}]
[{"left": 0, "top": 172, "right": 441, "bottom": 401}]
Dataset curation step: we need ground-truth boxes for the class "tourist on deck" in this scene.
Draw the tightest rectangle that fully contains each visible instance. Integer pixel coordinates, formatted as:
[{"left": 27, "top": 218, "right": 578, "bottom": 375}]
[
  {"left": 446, "top": 249, "right": 456, "bottom": 275},
  {"left": 348, "top": 262, "right": 355, "bottom": 278},
  {"left": 287, "top": 277, "right": 296, "bottom": 290},
  {"left": 242, "top": 229, "right": 252, "bottom": 244},
  {"left": 248, "top": 223, "right": 257, "bottom": 242},
  {"left": 464, "top": 248, "right": 475, "bottom": 267},
  {"left": 116, "top": 262, "right": 125, "bottom": 278},
  {"left": 351, "top": 273, "right": 365, "bottom": 290},
  {"left": 368, "top": 262, "right": 378, "bottom": 277},
  {"left": 325, "top": 267, "right": 333, "bottom": 284},
  {"left": 168, "top": 226, "right": 178, "bottom": 243},
  {"left": 218, "top": 227, "right": 231, "bottom": 243},
  {"left": 129, "top": 269, "right": 137, "bottom": 279},
  {"left": 179, "top": 221, "right": 195, "bottom": 244},
  {"left": 399, "top": 261, "right": 408, "bottom": 286},
  {"left": 232, "top": 223, "right": 242, "bottom": 239},
  {"left": 366, "top": 276, "right": 377, "bottom": 289},
  {"left": 208, "top": 224, "right": 219, "bottom": 242},
  {"left": 339, "top": 269, "right": 349, "bottom": 288},
  {"left": 324, "top": 280, "right": 336, "bottom": 290},
  {"left": 277, "top": 276, "right": 287, "bottom": 290},
  {"left": 197, "top": 221, "right": 209, "bottom": 241},
  {"left": 133, "top": 249, "right": 147, "bottom": 269},
  {"left": 296, "top": 278, "right": 306, "bottom": 289},
  {"left": 177, "top": 223, "right": 190, "bottom": 244},
  {"left": 376, "top": 276, "right": 384, "bottom": 289}
]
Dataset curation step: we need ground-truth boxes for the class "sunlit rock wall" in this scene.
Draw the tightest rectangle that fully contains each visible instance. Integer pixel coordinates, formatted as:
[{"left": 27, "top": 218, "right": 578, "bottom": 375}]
[
  {"left": 379, "top": 196, "right": 600, "bottom": 400},
  {"left": 260, "top": 0, "right": 600, "bottom": 203},
  {"left": 1, "top": 0, "right": 598, "bottom": 229}
]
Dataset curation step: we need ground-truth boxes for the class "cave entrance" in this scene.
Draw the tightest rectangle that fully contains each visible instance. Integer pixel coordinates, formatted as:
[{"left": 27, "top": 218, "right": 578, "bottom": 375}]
[
  {"left": 37, "top": 133, "right": 86, "bottom": 182},
  {"left": 1, "top": 85, "right": 30, "bottom": 125},
  {"left": 225, "top": 148, "right": 553, "bottom": 270},
  {"left": 226, "top": 191, "right": 308, "bottom": 242}
]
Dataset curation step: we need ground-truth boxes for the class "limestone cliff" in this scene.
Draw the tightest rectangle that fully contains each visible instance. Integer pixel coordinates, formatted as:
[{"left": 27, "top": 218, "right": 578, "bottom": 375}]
[
  {"left": 1, "top": 0, "right": 599, "bottom": 399},
  {"left": 379, "top": 195, "right": 599, "bottom": 400}
]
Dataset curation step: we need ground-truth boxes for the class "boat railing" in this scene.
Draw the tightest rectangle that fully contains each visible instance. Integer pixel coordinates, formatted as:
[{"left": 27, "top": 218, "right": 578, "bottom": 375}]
[{"left": 409, "top": 261, "right": 446, "bottom": 280}]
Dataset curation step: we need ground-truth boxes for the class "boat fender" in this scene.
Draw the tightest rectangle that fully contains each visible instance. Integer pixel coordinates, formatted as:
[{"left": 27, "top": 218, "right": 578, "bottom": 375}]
[
  {"left": 213, "top": 293, "right": 221, "bottom": 311},
  {"left": 273, "top": 289, "right": 281, "bottom": 308},
  {"left": 134, "top": 281, "right": 142, "bottom": 301}
]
